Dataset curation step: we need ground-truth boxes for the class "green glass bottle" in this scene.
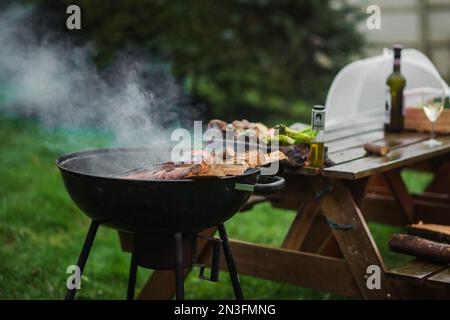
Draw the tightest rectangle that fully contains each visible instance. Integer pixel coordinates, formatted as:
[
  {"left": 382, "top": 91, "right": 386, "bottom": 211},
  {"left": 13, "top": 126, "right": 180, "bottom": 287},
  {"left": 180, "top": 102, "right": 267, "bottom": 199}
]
[{"left": 384, "top": 45, "right": 406, "bottom": 132}]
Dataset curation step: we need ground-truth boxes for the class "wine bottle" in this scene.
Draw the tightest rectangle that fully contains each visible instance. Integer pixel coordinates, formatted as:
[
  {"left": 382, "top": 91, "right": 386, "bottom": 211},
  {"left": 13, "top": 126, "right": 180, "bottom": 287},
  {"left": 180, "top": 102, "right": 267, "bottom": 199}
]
[{"left": 384, "top": 45, "right": 406, "bottom": 132}]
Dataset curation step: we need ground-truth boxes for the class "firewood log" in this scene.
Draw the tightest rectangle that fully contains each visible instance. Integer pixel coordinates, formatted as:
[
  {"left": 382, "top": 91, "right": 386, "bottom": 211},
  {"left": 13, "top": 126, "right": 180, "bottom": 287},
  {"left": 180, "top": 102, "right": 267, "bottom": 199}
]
[
  {"left": 363, "top": 142, "right": 390, "bottom": 156},
  {"left": 389, "top": 233, "right": 450, "bottom": 263},
  {"left": 406, "top": 222, "right": 450, "bottom": 244}
]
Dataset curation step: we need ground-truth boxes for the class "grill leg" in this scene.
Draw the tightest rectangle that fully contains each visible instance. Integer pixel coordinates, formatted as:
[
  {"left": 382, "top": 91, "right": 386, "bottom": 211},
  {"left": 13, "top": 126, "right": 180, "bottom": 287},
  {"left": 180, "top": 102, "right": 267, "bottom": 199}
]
[
  {"left": 65, "top": 220, "right": 100, "bottom": 300},
  {"left": 218, "top": 224, "right": 244, "bottom": 300},
  {"left": 127, "top": 252, "right": 138, "bottom": 300},
  {"left": 174, "top": 232, "right": 185, "bottom": 300}
]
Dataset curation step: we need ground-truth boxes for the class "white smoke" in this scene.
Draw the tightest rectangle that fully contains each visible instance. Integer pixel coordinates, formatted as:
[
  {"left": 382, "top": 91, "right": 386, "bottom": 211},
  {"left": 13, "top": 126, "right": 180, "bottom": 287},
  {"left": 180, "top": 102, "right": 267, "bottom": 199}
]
[{"left": 0, "top": 4, "right": 197, "bottom": 151}]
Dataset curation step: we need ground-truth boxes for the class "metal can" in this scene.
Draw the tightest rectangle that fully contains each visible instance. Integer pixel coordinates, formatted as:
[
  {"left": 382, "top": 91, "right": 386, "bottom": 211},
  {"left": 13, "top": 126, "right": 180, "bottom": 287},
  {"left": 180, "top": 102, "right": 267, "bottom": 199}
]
[{"left": 311, "top": 105, "right": 326, "bottom": 131}]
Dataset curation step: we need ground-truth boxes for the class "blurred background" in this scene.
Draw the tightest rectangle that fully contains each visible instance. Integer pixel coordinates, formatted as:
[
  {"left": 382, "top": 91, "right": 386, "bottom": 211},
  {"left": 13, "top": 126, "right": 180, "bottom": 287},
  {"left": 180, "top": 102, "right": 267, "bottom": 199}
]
[
  {"left": 23, "top": 0, "right": 450, "bottom": 124},
  {"left": 0, "top": 0, "right": 448, "bottom": 299},
  {"left": 354, "top": 0, "right": 449, "bottom": 81}
]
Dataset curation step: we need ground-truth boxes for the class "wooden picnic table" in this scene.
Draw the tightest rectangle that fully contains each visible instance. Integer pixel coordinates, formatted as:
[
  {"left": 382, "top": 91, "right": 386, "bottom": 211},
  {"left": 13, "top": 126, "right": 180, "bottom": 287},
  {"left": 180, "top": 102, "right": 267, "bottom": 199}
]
[{"left": 119, "top": 120, "right": 450, "bottom": 299}]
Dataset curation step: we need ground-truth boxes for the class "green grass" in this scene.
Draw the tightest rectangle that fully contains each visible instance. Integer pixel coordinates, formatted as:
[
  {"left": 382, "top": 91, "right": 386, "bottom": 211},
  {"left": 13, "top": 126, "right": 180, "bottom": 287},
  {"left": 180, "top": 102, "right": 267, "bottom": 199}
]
[{"left": 0, "top": 114, "right": 428, "bottom": 299}]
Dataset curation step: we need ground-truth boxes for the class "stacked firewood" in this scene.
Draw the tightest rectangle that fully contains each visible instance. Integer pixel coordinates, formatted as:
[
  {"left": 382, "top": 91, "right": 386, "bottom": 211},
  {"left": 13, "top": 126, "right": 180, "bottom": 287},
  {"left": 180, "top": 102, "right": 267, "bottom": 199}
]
[
  {"left": 125, "top": 149, "right": 287, "bottom": 180},
  {"left": 389, "top": 221, "right": 450, "bottom": 263}
]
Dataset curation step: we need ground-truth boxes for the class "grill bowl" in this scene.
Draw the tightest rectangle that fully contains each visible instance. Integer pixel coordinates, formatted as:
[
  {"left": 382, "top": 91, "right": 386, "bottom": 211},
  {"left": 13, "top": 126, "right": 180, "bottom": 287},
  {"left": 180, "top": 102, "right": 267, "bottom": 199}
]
[{"left": 56, "top": 148, "right": 259, "bottom": 234}]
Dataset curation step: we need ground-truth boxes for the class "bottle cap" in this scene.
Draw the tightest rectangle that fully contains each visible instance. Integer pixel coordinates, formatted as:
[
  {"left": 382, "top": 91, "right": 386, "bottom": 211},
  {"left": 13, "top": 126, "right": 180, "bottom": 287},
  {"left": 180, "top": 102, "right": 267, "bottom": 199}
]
[
  {"left": 311, "top": 105, "right": 325, "bottom": 130},
  {"left": 393, "top": 45, "right": 403, "bottom": 58}
]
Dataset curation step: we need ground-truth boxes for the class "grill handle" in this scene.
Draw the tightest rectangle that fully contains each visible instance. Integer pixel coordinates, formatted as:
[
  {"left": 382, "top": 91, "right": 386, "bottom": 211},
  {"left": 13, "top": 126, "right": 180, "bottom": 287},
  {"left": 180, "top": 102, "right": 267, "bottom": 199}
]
[{"left": 253, "top": 175, "right": 285, "bottom": 195}]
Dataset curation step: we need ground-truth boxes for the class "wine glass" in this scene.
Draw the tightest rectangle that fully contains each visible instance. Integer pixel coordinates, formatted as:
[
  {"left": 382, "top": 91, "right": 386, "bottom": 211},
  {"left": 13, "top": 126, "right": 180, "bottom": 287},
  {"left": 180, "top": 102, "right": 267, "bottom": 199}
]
[{"left": 422, "top": 87, "right": 445, "bottom": 147}]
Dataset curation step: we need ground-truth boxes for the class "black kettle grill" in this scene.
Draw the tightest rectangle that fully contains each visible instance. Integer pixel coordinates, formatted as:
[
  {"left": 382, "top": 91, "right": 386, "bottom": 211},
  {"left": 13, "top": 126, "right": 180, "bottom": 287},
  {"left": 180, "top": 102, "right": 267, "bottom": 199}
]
[{"left": 57, "top": 147, "right": 285, "bottom": 300}]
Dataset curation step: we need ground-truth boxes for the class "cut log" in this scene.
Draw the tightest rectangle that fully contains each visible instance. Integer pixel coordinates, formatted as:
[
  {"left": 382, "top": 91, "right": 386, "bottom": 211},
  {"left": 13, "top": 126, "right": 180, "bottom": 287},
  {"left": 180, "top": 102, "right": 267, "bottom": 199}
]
[
  {"left": 389, "top": 234, "right": 450, "bottom": 264},
  {"left": 407, "top": 222, "right": 450, "bottom": 244},
  {"left": 364, "top": 142, "right": 390, "bottom": 156}
]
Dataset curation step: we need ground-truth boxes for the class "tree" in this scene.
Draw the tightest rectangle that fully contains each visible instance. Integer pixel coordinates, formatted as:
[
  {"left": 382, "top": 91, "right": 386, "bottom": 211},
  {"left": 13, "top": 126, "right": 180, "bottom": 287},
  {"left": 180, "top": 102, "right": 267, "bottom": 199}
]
[{"left": 34, "top": 0, "right": 365, "bottom": 124}]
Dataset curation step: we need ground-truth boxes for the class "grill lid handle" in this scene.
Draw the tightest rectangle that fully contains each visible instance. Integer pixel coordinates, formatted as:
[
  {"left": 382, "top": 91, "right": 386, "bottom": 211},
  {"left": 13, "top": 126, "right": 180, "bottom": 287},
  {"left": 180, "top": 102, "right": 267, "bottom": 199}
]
[{"left": 253, "top": 175, "right": 285, "bottom": 195}]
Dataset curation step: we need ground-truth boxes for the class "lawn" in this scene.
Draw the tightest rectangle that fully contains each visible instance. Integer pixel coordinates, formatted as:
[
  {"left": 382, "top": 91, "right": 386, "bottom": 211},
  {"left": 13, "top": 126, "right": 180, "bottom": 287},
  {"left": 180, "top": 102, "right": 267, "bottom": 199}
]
[{"left": 0, "top": 113, "right": 428, "bottom": 299}]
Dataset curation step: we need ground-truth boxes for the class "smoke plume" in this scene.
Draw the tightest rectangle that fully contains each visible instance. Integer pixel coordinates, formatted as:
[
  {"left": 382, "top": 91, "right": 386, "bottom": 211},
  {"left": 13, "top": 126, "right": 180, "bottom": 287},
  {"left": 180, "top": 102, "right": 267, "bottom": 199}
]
[{"left": 0, "top": 4, "right": 198, "bottom": 151}]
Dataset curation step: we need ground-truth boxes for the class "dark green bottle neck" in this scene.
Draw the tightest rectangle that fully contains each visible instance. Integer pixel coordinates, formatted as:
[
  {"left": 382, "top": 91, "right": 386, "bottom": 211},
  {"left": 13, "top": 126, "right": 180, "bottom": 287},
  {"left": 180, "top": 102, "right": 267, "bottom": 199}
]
[{"left": 393, "top": 58, "right": 401, "bottom": 72}]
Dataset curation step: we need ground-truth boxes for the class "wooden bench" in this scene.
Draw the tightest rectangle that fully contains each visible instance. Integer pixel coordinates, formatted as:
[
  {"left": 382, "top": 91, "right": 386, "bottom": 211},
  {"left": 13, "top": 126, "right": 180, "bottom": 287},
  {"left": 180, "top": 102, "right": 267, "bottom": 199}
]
[{"left": 387, "top": 259, "right": 450, "bottom": 298}]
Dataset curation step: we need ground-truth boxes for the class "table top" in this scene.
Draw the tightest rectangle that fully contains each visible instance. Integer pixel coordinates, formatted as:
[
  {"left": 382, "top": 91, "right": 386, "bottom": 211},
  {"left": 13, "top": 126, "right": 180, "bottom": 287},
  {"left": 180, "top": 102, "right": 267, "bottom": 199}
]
[{"left": 287, "top": 120, "right": 450, "bottom": 180}]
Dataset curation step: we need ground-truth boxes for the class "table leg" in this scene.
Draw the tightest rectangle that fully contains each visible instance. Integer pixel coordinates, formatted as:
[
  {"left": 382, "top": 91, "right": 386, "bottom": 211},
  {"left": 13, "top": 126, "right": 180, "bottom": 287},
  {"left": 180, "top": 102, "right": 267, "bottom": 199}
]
[
  {"left": 426, "top": 157, "right": 450, "bottom": 195},
  {"left": 309, "top": 177, "right": 396, "bottom": 299},
  {"left": 383, "top": 169, "right": 415, "bottom": 223},
  {"left": 299, "top": 215, "right": 342, "bottom": 257},
  {"left": 282, "top": 202, "right": 343, "bottom": 258},
  {"left": 282, "top": 201, "right": 319, "bottom": 250}
]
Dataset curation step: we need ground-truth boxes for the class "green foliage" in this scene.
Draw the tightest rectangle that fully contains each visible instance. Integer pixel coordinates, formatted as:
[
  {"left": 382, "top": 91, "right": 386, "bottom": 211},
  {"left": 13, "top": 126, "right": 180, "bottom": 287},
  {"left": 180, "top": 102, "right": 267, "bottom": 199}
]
[{"left": 32, "top": 0, "right": 364, "bottom": 124}]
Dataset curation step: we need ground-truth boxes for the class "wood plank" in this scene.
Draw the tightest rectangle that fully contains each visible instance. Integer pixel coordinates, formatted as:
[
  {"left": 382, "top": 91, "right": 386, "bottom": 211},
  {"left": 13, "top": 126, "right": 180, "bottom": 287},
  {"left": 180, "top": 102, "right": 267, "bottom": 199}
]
[
  {"left": 267, "top": 172, "right": 315, "bottom": 201},
  {"left": 347, "top": 177, "right": 370, "bottom": 208},
  {"left": 426, "top": 267, "right": 450, "bottom": 289},
  {"left": 298, "top": 215, "right": 334, "bottom": 254},
  {"left": 309, "top": 177, "right": 395, "bottom": 299},
  {"left": 407, "top": 223, "right": 450, "bottom": 244},
  {"left": 381, "top": 131, "right": 430, "bottom": 148},
  {"left": 320, "top": 235, "right": 344, "bottom": 258},
  {"left": 328, "top": 131, "right": 429, "bottom": 165},
  {"left": 137, "top": 269, "right": 190, "bottom": 300},
  {"left": 329, "top": 130, "right": 427, "bottom": 155},
  {"left": 414, "top": 198, "right": 450, "bottom": 225},
  {"left": 387, "top": 260, "right": 447, "bottom": 284},
  {"left": 282, "top": 201, "right": 319, "bottom": 250},
  {"left": 291, "top": 119, "right": 382, "bottom": 142},
  {"left": 323, "top": 135, "right": 450, "bottom": 180},
  {"left": 328, "top": 147, "right": 370, "bottom": 166},
  {"left": 362, "top": 193, "right": 450, "bottom": 226},
  {"left": 325, "top": 122, "right": 383, "bottom": 143},
  {"left": 362, "top": 193, "right": 408, "bottom": 226},
  {"left": 285, "top": 132, "right": 431, "bottom": 177},
  {"left": 383, "top": 169, "right": 415, "bottom": 223},
  {"left": 415, "top": 191, "right": 450, "bottom": 203},
  {"left": 269, "top": 197, "right": 300, "bottom": 211},
  {"left": 427, "top": 162, "right": 450, "bottom": 195},
  {"left": 198, "top": 239, "right": 361, "bottom": 298},
  {"left": 389, "top": 277, "right": 450, "bottom": 299},
  {"left": 326, "top": 130, "right": 385, "bottom": 153}
]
